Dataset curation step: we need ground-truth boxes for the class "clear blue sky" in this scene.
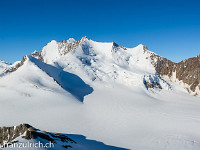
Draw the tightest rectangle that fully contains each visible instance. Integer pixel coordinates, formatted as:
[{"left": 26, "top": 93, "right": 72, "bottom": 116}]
[{"left": 0, "top": 0, "right": 200, "bottom": 63}]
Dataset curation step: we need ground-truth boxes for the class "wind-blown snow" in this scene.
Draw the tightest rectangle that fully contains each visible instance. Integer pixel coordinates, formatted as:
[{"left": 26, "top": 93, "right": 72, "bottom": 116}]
[{"left": 0, "top": 37, "right": 200, "bottom": 150}]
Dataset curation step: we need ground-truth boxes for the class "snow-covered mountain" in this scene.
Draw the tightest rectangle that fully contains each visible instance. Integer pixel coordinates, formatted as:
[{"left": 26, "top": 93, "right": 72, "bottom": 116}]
[
  {"left": 0, "top": 36, "right": 200, "bottom": 150},
  {"left": 28, "top": 36, "right": 199, "bottom": 95}
]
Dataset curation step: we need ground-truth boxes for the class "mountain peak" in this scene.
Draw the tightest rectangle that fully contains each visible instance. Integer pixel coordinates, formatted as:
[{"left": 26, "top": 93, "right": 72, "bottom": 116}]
[
  {"left": 78, "top": 36, "right": 90, "bottom": 43},
  {"left": 134, "top": 44, "right": 145, "bottom": 49},
  {"left": 49, "top": 40, "right": 58, "bottom": 45},
  {"left": 112, "top": 41, "right": 119, "bottom": 47},
  {"left": 62, "top": 38, "right": 76, "bottom": 44},
  {"left": 81, "top": 36, "right": 89, "bottom": 40}
]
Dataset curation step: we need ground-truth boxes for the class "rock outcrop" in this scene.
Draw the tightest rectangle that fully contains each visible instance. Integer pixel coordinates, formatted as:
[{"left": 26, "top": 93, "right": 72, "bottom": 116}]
[
  {"left": 0, "top": 123, "right": 76, "bottom": 148},
  {"left": 143, "top": 74, "right": 172, "bottom": 90},
  {"left": 144, "top": 46, "right": 200, "bottom": 95},
  {"left": 30, "top": 36, "right": 89, "bottom": 63},
  {"left": 4, "top": 56, "right": 27, "bottom": 73}
]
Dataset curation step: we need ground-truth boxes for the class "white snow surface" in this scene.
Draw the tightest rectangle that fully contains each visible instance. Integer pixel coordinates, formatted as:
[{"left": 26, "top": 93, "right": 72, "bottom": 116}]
[
  {"left": 0, "top": 37, "right": 200, "bottom": 150},
  {"left": 0, "top": 61, "right": 10, "bottom": 73},
  {"left": 64, "top": 38, "right": 76, "bottom": 43}
]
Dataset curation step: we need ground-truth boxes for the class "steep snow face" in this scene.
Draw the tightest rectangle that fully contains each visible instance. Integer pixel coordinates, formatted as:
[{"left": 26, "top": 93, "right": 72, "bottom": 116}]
[
  {"left": 28, "top": 56, "right": 93, "bottom": 102},
  {"left": 41, "top": 40, "right": 60, "bottom": 64},
  {"left": 0, "top": 56, "right": 80, "bottom": 104},
  {"left": 48, "top": 38, "right": 161, "bottom": 89},
  {"left": 40, "top": 37, "right": 82, "bottom": 64}
]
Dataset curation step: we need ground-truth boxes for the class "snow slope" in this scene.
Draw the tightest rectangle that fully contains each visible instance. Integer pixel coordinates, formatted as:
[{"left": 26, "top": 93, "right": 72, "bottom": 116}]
[
  {"left": 0, "top": 61, "right": 10, "bottom": 74},
  {"left": 0, "top": 37, "right": 200, "bottom": 150}
]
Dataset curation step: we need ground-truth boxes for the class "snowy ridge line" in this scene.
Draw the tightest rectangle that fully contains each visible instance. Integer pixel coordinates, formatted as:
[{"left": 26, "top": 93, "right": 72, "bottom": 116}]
[
  {"left": 31, "top": 36, "right": 89, "bottom": 64},
  {"left": 28, "top": 56, "right": 93, "bottom": 102}
]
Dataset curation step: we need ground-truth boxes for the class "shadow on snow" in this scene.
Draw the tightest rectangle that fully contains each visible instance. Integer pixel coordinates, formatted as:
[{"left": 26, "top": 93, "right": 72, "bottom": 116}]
[
  {"left": 29, "top": 56, "right": 93, "bottom": 102},
  {"left": 66, "top": 133, "right": 129, "bottom": 150}
]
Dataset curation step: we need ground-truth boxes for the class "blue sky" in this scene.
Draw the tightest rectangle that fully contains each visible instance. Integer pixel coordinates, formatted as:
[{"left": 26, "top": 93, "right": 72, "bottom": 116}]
[{"left": 0, "top": 0, "right": 200, "bottom": 63}]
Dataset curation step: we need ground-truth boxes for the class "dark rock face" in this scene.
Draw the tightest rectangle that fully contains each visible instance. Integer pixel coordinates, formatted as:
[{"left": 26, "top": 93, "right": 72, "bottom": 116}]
[
  {"left": 145, "top": 46, "right": 200, "bottom": 94},
  {"left": 112, "top": 42, "right": 127, "bottom": 51},
  {"left": 0, "top": 124, "right": 29, "bottom": 144},
  {"left": 0, "top": 124, "right": 76, "bottom": 148},
  {"left": 176, "top": 55, "right": 200, "bottom": 92},
  {"left": 143, "top": 77, "right": 162, "bottom": 90},
  {"left": 143, "top": 74, "right": 172, "bottom": 90},
  {"left": 155, "top": 55, "right": 200, "bottom": 93},
  {"left": 154, "top": 57, "right": 176, "bottom": 78},
  {"left": 31, "top": 51, "right": 44, "bottom": 61}
]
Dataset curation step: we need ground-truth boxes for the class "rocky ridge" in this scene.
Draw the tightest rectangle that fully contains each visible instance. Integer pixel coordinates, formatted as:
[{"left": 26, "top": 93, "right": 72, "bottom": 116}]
[
  {"left": 143, "top": 46, "right": 200, "bottom": 95},
  {"left": 0, "top": 123, "right": 76, "bottom": 149},
  {"left": 0, "top": 124, "right": 127, "bottom": 150}
]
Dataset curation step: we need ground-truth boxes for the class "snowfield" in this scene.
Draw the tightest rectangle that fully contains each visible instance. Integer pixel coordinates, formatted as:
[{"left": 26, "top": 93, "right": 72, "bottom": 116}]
[{"left": 0, "top": 37, "right": 200, "bottom": 150}]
